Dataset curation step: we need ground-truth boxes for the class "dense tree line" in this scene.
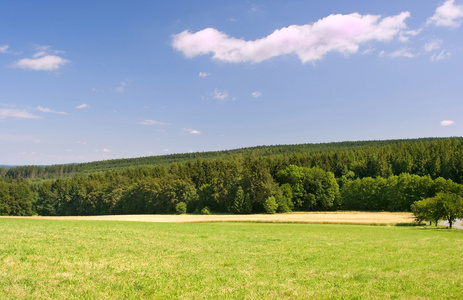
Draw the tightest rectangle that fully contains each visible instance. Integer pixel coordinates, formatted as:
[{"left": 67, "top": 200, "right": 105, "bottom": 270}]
[
  {"left": 1, "top": 137, "right": 462, "bottom": 217},
  {"left": 2, "top": 138, "right": 463, "bottom": 183},
  {"left": 0, "top": 161, "right": 461, "bottom": 217}
]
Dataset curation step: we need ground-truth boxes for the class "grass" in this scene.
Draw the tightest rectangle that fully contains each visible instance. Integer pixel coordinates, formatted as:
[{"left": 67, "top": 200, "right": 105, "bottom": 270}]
[{"left": 0, "top": 219, "right": 462, "bottom": 299}]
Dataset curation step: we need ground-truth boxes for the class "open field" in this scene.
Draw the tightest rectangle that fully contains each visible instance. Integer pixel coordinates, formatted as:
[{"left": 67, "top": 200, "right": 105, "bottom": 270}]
[
  {"left": 1, "top": 211, "right": 415, "bottom": 225},
  {"left": 1, "top": 218, "right": 462, "bottom": 299}
]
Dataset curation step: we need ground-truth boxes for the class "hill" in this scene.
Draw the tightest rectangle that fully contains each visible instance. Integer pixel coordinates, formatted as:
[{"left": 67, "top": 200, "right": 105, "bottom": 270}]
[{"left": 1, "top": 137, "right": 462, "bottom": 180}]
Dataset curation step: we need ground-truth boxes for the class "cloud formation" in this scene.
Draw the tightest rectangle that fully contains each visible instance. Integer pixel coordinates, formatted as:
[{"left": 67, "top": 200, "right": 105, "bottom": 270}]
[
  {"left": 389, "top": 47, "right": 416, "bottom": 58},
  {"left": 35, "top": 106, "right": 67, "bottom": 115},
  {"left": 441, "top": 120, "right": 455, "bottom": 126},
  {"left": 172, "top": 11, "right": 411, "bottom": 63},
  {"left": 75, "top": 103, "right": 90, "bottom": 109},
  {"left": 13, "top": 46, "right": 69, "bottom": 71},
  {"left": 424, "top": 39, "right": 442, "bottom": 52},
  {"left": 116, "top": 81, "right": 128, "bottom": 93},
  {"left": 199, "top": 72, "right": 210, "bottom": 77},
  {"left": 0, "top": 108, "right": 40, "bottom": 119},
  {"left": 213, "top": 89, "right": 231, "bottom": 101},
  {"left": 427, "top": 0, "right": 463, "bottom": 27},
  {"left": 0, "top": 45, "right": 9, "bottom": 53},
  {"left": 184, "top": 128, "right": 201, "bottom": 135},
  {"left": 431, "top": 50, "right": 452, "bottom": 61},
  {"left": 252, "top": 91, "right": 262, "bottom": 98},
  {"left": 138, "top": 120, "right": 167, "bottom": 125}
]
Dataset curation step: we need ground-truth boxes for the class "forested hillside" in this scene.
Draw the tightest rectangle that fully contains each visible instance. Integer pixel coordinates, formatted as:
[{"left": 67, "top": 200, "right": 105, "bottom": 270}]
[{"left": 1, "top": 137, "right": 462, "bottom": 216}]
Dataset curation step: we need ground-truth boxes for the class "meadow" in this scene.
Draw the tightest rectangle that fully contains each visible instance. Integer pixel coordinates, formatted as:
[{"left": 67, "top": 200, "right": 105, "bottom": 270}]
[{"left": 1, "top": 218, "right": 462, "bottom": 299}]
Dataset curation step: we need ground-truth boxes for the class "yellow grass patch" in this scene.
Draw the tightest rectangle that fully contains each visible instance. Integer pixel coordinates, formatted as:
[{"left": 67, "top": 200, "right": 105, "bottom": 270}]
[{"left": 1, "top": 211, "right": 415, "bottom": 225}]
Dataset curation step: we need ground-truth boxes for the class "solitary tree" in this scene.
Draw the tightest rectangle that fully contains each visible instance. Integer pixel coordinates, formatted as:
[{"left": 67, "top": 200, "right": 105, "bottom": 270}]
[
  {"left": 412, "top": 192, "right": 463, "bottom": 228},
  {"left": 439, "top": 193, "right": 463, "bottom": 229}
]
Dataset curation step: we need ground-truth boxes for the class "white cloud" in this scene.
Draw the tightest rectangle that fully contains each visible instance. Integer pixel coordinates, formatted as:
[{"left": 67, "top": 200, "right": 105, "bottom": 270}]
[
  {"left": 0, "top": 45, "right": 9, "bottom": 53},
  {"left": 75, "top": 103, "right": 90, "bottom": 109},
  {"left": 213, "top": 89, "right": 230, "bottom": 101},
  {"left": 431, "top": 50, "right": 452, "bottom": 61},
  {"left": 162, "top": 149, "right": 169, "bottom": 152},
  {"left": 399, "top": 29, "right": 422, "bottom": 42},
  {"left": 102, "top": 148, "right": 112, "bottom": 153},
  {"left": 172, "top": 11, "right": 411, "bottom": 64},
  {"left": 138, "top": 120, "right": 167, "bottom": 125},
  {"left": 389, "top": 47, "right": 416, "bottom": 58},
  {"left": 0, "top": 108, "right": 40, "bottom": 119},
  {"left": 362, "top": 47, "right": 375, "bottom": 55},
  {"left": 13, "top": 46, "right": 69, "bottom": 71},
  {"left": 35, "top": 106, "right": 67, "bottom": 115},
  {"left": 424, "top": 39, "right": 442, "bottom": 52},
  {"left": 441, "top": 120, "right": 455, "bottom": 126},
  {"left": 427, "top": 0, "right": 463, "bottom": 27},
  {"left": 184, "top": 128, "right": 201, "bottom": 135},
  {"left": 116, "top": 81, "right": 128, "bottom": 93},
  {"left": 252, "top": 91, "right": 262, "bottom": 98},
  {"left": 199, "top": 72, "right": 210, "bottom": 77},
  {"left": 13, "top": 55, "right": 70, "bottom": 71}
]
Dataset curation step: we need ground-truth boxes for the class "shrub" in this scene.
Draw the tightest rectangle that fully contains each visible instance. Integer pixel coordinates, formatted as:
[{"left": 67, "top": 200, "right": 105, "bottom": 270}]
[
  {"left": 201, "top": 206, "right": 211, "bottom": 215},
  {"left": 263, "top": 196, "right": 278, "bottom": 214},
  {"left": 175, "top": 202, "right": 187, "bottom": 215}
]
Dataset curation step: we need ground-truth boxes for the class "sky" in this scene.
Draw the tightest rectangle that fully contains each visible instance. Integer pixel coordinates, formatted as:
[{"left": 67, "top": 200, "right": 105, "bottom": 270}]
[{"left": 1, "top": 0, "right": 462, "bottom": 166}]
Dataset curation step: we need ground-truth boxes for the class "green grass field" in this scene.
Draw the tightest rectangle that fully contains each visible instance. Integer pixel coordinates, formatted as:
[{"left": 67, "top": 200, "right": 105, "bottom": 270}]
[{"left": 1, "top": 219, "right": 462, "bottom": 299}]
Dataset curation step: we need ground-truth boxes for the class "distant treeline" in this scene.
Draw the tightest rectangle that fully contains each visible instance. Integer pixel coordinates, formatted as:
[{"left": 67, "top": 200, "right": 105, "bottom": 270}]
[
  {"left": 3, "top": 137, "right": 463, "bottom": 181},
  {"left": 1, "top": 137, "right": 463, "bottom": 216}
]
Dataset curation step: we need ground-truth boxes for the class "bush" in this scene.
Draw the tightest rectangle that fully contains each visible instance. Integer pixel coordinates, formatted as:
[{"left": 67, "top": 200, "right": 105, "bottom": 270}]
[
  {"left": 263, "top": 196, "right": 278, "bottom": 214},
  {"left": 175, "top": 202, "right": 187, "bottom": 215},
  {"left": 201, "top": 206, "right": 211, "bottom": 215}
]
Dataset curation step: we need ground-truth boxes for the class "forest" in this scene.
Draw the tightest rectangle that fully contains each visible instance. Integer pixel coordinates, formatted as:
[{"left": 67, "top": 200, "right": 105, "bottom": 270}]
[{"left": 1, "top": 137, "right": 463, "bottom": 217}]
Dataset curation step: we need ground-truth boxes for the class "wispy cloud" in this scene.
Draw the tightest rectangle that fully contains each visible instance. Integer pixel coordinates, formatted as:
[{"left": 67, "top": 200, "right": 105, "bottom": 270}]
[
  {"left": 427, "top": 0, "right": 463, "bottom": 27},
  {"left": 424, "top": 39, "right": 442, "bottom": 52},
  {"left": 116, "top": 81, "right": 128, "bottom": 93},
  {"left": 441, "top": 120, "right": 455, "bottom": 126},
  {"left": 0, "top": 108, "right": 40, "bottom": 119},
  {"left": 35, "top": 106, "right": 67, "bottom": 115},
  {"left": 252, "top": 91, "right": 262, "bottom": 98},
  {"left": 138, "top": 120, "right": 168, "bottom": 125},
  {"left": 398, "top": 29, "right": 422, "bottom": 42},
  {"left": 213, "top": 89, "right": 230, "bottom": 101},
  {"left": 389, "top": 47, "right": 416, "bottom": 58},
  {"left": 12, "top": 45, "right": 69, "bottom": 71},
  {"left": 199, "top": 72, "right": 210, "bottom": 77},
  {"left": 184, "top": 128, "right": 201, "bottom": 135},
  {"left": 173, "top": 11, "right": 411, "bottom": 64},
  {"left": 431, "top": 50, "right": 452, "bottom": 61},
  {"left": 75, "top": 103, "right": 90, "bottom": 109},
  {"left": 0, "top": 45, "right": 9, "bottom": 54}
]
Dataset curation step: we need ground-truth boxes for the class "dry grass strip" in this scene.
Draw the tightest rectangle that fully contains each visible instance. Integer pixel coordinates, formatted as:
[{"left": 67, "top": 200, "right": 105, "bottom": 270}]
[{"left": 1, "top": 211, "right": 415, "bottom": 225}]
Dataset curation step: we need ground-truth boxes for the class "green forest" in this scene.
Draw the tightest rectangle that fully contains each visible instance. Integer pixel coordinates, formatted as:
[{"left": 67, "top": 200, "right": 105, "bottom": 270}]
[{"left": 1, "top": 137, "right": 463, "bottom": 218}]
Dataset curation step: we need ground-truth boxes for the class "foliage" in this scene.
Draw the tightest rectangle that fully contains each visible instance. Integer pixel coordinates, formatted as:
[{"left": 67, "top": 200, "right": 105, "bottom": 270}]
[
  {"left": 263, "top": 196, "right": 278, "bottom": 214},
  {"left": 201, "top": 206, "right": 211, "bottom": 215},
  {"left": 175, "top": 202, "right": 187, "bottom": 214},
  {"left": 277, "top": 165, "right": 339, "bottom": 211},
  {"left": 412, "top": 192, "right": 463, "bottom": 228},
  {"left": 1, "top": 137, "right": 463, "bottom": 216}
]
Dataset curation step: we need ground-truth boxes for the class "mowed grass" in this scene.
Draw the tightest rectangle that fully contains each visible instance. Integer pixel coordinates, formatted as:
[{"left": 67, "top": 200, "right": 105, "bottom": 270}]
[{"left": 0, "top": 219, "right": 462, "bottom": 299}]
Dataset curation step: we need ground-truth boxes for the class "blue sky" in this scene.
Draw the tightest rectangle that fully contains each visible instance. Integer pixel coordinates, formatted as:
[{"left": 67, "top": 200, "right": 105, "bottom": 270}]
[{"left": 1, "top": 0, "right": 462, "bottom": 165}]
